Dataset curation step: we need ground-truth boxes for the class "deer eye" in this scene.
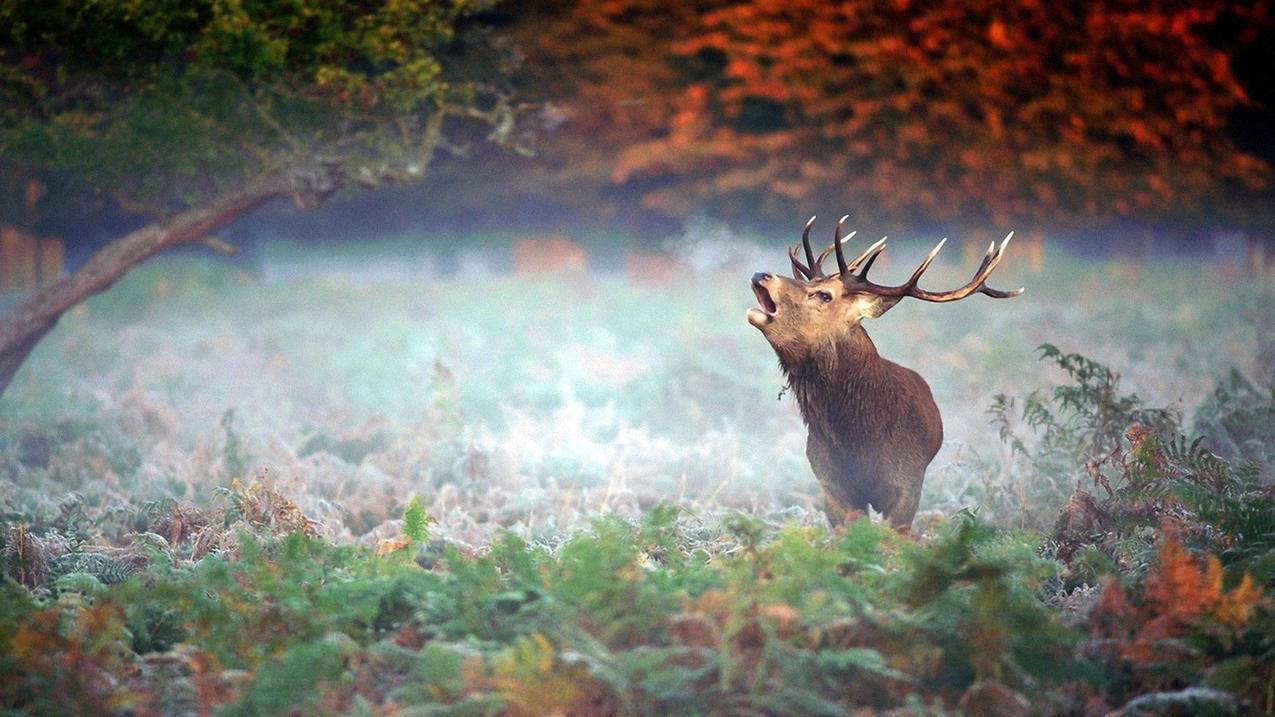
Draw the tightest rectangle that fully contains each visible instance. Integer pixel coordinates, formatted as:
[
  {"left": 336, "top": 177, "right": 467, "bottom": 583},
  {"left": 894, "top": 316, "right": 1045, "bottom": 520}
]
[{"left": 809, "top": 290, "right": 833, "bottom": 303}]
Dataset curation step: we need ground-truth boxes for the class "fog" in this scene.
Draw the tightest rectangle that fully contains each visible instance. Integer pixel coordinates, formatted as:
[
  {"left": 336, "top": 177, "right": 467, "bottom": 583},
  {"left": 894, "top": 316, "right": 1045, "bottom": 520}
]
[{"left": 4, "top": 221, "right": 1269, "bottom": 548}]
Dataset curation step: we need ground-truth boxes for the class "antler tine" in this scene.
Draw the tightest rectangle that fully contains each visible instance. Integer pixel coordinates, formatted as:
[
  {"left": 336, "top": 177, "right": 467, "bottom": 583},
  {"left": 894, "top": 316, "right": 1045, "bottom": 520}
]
[
  {"left": 815, "top": 243, "right": 834, "bottom": 269},
  {"left": 857, "top": 239, "right": 886, "bottom": 278},
  {"left": 802, "top": 216, "right": 819, "bottom": 275},
  {"left": 899, "top": 237, "right": 948, "bottom": 290},
  {"left": 960, "top": 241, "right": 996, "bottom": 282},
  {"left": 815, "top": 229, "right": 856, "bottom": 272},
  {"left": 857, "top": 230, "right": 1023, "bottom": 301},
  {"left": 979, "top": 284, "right": 1025, "bottom": 298},
  {"left": 847, "top": 237, "right": 886, "bottom": 275},
  {"left": 789, "top": 245, "right": 813, "bottom": 279},
  {"left": 788, "top": 216, "right": 822, "bottom": 279},
  {"left": 833, "top": 215, "right": 851, "bottom": 275},
  {"left": 976, "top": 232, "right": 1025, "bottom": 298},
  {"left": 966, "top": 238, "right": 1021, "bottom": 299}
]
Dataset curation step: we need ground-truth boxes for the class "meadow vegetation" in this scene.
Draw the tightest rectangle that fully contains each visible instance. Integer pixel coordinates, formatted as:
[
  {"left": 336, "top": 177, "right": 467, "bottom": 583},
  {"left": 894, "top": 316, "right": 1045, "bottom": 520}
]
[{"left": 1, "top": 236, "right": 1272, "bottom": 715}]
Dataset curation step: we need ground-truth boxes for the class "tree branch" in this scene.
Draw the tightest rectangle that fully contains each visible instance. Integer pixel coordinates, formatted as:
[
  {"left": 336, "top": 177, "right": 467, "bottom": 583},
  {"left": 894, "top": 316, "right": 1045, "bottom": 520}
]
[
  {"left": 0, "top": 176, "right": 291, "bottom": 395},
  {"left": 442, "top": 101, "right": 536, "bottom": 158},
  {"left": 197, "top": 235, "right": 239, "bottom": 257},
  {"left": 110, "top": 191, "right": 170, "bottom": 221}
]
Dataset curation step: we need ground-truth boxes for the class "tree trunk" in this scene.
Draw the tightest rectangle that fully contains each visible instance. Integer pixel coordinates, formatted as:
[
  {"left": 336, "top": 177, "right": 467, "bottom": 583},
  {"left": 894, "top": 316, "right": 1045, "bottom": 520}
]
[{"left": 0, "top": 177, "right": 289, "bottom": 397}]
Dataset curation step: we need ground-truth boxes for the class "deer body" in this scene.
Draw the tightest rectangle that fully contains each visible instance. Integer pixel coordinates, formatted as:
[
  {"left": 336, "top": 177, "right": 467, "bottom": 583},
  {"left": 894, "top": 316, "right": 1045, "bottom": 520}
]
[
  {"left": 749, "top": 216, "right": 1021, "bottom": 529},
  {"left": 784, "top": 326, "right": 941, "bottom": 528},
  {"left": 785, "top": 324, "right": 938, "bottom": 525}
]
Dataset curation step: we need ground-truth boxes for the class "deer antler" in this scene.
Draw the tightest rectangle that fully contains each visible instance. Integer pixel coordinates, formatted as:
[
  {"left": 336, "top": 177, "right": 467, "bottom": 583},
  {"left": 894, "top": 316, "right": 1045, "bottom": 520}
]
[
  {"left": 813, "top": 216, "right": 861, "bottom": 275},
  {"left": 792, "top": 217, "right": 1023, "bottom": 301},
  {"left": 789, "top": 216, "right": 820, "bottom": 279},
  {"left": 790, "top": 215, "right": 878, "bottom": 280},
  {"left": 843, "top": 231, "right": 1025, "bottom": 301},
  {"left": 833, "top": 215, "right": 852, "bottom": 275}
]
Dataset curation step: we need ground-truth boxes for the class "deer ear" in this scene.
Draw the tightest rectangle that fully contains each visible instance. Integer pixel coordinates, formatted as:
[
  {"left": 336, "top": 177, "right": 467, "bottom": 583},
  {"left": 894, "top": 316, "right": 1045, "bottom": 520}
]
[{"left": 854, "top": 295, "right": 902, "bottom": 320}]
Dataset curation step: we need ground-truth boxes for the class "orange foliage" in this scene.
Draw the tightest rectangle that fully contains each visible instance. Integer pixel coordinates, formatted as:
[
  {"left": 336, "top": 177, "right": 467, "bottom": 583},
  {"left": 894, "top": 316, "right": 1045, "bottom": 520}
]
[
  {"left": 7, "top": 601, "right": 140, "bottom": 710},
  {"left": 475, "top": 633, "right": 620, "bottom": 716},
  {"left": 510, "top": 0, "right": 1271, "bottom": 228},
  {"left": 624, "top": 249, "right": 691, "bottom": 288},
  {"left": 512, "top": 235, "right": 589, "bottom": 279},
  {"left": 1092, "top": 535, "right": 1263, "bottom": 665}
]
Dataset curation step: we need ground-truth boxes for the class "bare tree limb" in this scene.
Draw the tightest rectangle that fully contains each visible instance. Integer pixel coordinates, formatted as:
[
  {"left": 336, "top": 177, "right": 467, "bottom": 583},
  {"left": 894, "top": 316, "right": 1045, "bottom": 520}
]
[
  {"left": 0, "top": 175, "right": 291, "bottom": 396},
  {"left": 110, "top": 191, "right": 170, "bottom": 221},
  {"left": 197, "top": 235, "right": 240, "bottom": 257},
  {"left": 442, "top": 101, "right": 535, "bottom": 158}
]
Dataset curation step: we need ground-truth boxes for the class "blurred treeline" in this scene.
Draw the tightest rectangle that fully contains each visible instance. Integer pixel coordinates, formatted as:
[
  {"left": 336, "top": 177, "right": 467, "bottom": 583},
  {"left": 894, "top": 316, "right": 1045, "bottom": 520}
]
[
  {"left": 417, "top": 0, "right": 1275, "bottom": 246},
  {"left": 3, "top": 0, "right": 1273, "bottom": 252}
]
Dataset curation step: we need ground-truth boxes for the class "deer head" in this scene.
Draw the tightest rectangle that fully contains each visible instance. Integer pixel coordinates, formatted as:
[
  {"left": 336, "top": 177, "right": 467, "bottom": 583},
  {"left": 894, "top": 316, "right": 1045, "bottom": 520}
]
[{"left": 748, "top": 215, "right": 1024, "bottom": 364}]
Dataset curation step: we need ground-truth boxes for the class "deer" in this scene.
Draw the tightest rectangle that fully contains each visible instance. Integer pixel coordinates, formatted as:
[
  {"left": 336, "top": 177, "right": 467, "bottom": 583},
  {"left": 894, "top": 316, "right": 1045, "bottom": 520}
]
[{"left": 747, "top": 215, "right": 1023, "bottom": 530}]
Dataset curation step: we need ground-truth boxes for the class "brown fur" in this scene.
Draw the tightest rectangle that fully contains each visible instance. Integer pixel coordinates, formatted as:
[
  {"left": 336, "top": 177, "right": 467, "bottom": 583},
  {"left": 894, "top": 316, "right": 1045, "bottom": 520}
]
[{"left": 748, "top": 273, "right": 941, "bottom": 529}]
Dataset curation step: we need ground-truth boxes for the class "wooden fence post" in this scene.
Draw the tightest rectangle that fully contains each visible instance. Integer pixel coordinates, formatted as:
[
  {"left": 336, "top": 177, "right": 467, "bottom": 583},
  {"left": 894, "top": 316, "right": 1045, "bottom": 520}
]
[
  {"left": 0, "top": 226, "right": 62, "bottom": 293},
  {"left": 38, "top": 237, "right": 63, "bottom": 286},
  {"left": 0, "top": 225, "right": 36, "bottom": 293}
]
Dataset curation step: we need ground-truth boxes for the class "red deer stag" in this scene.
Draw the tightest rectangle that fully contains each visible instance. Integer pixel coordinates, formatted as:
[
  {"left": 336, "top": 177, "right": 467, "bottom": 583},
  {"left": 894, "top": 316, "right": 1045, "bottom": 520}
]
[{"left": 747, "top": 216, "right": 1023, "bottom": 529}]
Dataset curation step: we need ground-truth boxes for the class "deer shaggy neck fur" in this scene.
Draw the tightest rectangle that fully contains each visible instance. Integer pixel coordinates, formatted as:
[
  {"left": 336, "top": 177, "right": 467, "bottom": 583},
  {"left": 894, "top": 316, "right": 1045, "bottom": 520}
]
[{"left": 779, "top": 325, "right": 942, "bottom": 529}]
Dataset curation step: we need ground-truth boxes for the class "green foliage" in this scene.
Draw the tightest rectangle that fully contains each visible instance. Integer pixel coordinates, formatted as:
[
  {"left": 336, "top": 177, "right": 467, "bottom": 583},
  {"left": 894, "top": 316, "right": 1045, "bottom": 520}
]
[
  {"left": 404, "top": 495, "right": 430, "bottom": 544},
  {"left": 1194, "top": 366, "right": 1275, "bottom": 468},
  {"left": 222, "top": 633, "right": 356, "bottom": 717},
  {"left": 987, "top": 343, "right": 1181, "bottom": 524},
  {"left": 899, "top": 516, "right": 1075, "bottom": 686},
  {"left": 991, "top": 344, "right": 1274, "bottom": 583},
  {"left": 992, "top": 343, "right": 1179, "bottom": 469},
  {"left": 219, "top": 408, "right": 250, "bottom": 482},
  {"left": 976, "top": 345, "right": 1275, "bottom": 711},
  {"left": 1054, "top": 428, "right": 1275, "bottom": 586},
  {"left": 1, "top": 500, "right": 1271, "bottom": 714},
  {"left": 48, "top": 552, "right": 138, "bottom": 586},
  {"left": 0, "top": 0, "right": 515, "bottom": 211}
]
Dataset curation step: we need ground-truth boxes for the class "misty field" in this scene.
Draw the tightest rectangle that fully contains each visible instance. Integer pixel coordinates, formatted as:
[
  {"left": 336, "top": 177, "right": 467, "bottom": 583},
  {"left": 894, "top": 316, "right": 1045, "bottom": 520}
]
[
  {"left": 4, "top": 236, "right": 1269, "bottom": 536},
  {"left": 2, "top": 235, "right": 1273, "bottom": 715}
]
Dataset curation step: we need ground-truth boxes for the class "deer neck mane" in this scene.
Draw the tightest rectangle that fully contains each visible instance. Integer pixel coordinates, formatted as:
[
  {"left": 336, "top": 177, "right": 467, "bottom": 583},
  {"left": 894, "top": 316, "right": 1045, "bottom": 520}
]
[{"left": 781, "top": 325, "right": 887, "bottom": 437}]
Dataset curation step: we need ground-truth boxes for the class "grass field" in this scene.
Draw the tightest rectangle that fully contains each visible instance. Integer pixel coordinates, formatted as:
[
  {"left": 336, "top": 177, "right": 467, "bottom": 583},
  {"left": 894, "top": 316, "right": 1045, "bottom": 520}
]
[{"left": 2, "top": 234, "right": 1273, "bottom": 714}]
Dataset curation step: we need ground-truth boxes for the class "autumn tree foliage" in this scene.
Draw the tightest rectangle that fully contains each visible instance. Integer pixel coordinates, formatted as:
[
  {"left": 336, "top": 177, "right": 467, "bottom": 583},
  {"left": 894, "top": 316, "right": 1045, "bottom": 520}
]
[{"left": 510, "top": 0, "right": 1271, "bottom": 230}]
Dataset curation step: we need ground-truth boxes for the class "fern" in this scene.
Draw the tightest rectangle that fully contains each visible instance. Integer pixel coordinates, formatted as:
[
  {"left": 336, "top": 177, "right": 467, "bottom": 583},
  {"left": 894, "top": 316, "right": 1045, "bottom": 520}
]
[
  {"left": 220, "top": 408, "right": 250, "bottom": 481},
  {"left": 1052, "top": 421, "right": 1275, "bottom": 587},
  {"left": 403, "top": 495, "right": 429, "bottom": 544},
  {"left": 988, "top": 348, "right": 1164, "bottom": 528},
  {"left": 1194, "top": 366, "right": 1275, "bottom": 467},
  {"left": 48, "top": 552, "right": 138, "bottom": 585}
]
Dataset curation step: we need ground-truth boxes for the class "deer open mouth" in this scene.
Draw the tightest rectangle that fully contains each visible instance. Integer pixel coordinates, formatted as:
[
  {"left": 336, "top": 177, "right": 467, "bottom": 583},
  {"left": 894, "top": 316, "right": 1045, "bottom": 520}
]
[
  {"left": 748, "top": 278, "right": 777, "bottom": 327},
  {"left": 752, "top": 282, "right": 777, "bottom": 315}
]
